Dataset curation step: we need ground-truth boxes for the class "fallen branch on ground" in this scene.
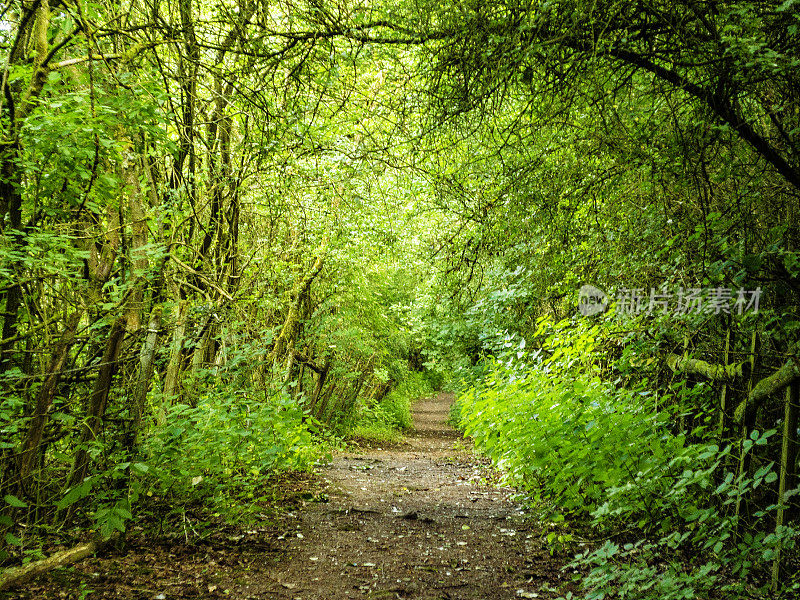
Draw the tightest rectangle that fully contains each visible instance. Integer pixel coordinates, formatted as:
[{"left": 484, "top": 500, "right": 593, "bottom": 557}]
[{"left": 0, "top": 535, "right": 117, "bottom": 592}]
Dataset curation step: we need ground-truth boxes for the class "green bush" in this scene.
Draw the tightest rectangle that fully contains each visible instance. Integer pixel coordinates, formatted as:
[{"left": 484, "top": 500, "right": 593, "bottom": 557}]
[
  {"left": 453, "top": 318, "right": 800, "bottom": 599},
  {"left": 145, "top": 383, "right": 319, "bottom": 507},
  {"left": 457, "top": 355, "right": 681, "bottom": 520},
  {"left": 349, "top": 370, "right": 434, "bottom": 441}
]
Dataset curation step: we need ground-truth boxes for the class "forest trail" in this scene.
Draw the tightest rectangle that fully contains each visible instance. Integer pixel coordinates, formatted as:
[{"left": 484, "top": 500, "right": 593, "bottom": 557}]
[
  {"left": 222, "top": 393, "right": 565, "bottom": 599},
  {"left": 3, "top": 394, "right": 568, "bottom": 599}
]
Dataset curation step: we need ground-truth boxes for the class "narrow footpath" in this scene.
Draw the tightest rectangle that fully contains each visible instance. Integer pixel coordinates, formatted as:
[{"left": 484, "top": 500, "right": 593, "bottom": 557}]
[
  {"left": 223, "top": 393, "right": 567, "bottom": 599},
  {"left": 3, "top": 394, "right": 570, "bottom": 599}
]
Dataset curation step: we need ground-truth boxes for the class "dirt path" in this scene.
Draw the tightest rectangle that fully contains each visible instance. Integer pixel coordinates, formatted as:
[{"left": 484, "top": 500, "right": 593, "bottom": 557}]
[
  {"left": 3, "top": 394, "right": 568, "bottom": 600},
  {"left": 222, "top": 393, "right": 565, "bottom": 599}
]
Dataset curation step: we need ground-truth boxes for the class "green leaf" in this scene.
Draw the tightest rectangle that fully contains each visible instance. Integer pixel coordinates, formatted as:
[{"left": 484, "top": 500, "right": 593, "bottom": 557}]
[
  {"left": 754, "top": 464, "right": 773, "bottom": 481},
  {"left": 56, "top": 487, "right": 82, "bottom": 510},
  {"left": 55, "top": 478, "right": 93, "bottom": 510},
  {"left": 115, "top": 507, "right": 133, "bottom": 520},
  {"left": 4, "top": 494, "right": 27, "bottom": 508}
]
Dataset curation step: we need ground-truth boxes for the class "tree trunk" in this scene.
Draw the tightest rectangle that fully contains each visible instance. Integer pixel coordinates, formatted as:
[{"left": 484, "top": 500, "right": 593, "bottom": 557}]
[
  {"left": 317, "top": 381, "right": 339, "bottom": 424},
  {"left": 0, "top": 0, "right": 52, "bottom": 374},
  {"left": 17, "top": 310, "right": 83, "bottom": 490},
  {"left": 128, "top": 307, "right": 161, "bottom": 450},
  {"left": 269, "top": 239, "right": 327, "bottom": 372},
  {"left": 122, "top": 152, "right": 150, "bottom": 333},
  {"left": 0, "top": 152, "right": 24, "bottom": 375},
  {"left": 67, "top": 318, "right": 126, "bottom": 493},
  {"left": 717, "top": 327, "right": 733, "bottom": 441},
  {"left": 734, "top": 352, "right": 800, "bottom": 425},
  {"left": 666, "top": 352, "right": 749, "bottom": 381},
  {"left": 163, "top": 299, "right": 187, "bottom": 405},
  {"left": 771, "top": 381, "right": 799, "bottom": 593},
  {"left": 0, "top": 534, "right": 117, "bottom": 592},
  {"left": 309, "top": 359, "right": 331, "bottom": 416},
  {"left": 735, "top": 332, "right": 760, "bottom": 525}
]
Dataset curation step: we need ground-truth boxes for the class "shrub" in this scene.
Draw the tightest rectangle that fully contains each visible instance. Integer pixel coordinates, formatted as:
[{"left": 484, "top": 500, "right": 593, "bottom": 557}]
[
  {"left": 453, "top": 319, "right": 800, "bottom": 599},
  {"left": 145, "top": 383, "right": 319, "bottom": 508},
  {"left": 349, "top": 370, "right": 434, "bottom": 441}
]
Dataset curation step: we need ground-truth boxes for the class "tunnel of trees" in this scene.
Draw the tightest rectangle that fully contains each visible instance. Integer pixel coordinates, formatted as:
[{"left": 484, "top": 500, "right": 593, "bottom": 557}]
[{"left": 0, "top": 0, "right": 799, "bottom": 598}]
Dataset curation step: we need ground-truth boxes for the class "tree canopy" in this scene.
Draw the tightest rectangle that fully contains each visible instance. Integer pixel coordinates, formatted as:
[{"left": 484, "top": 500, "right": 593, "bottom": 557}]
[{"left": 1, "top": 0, "right": 799, "bottom": 597}]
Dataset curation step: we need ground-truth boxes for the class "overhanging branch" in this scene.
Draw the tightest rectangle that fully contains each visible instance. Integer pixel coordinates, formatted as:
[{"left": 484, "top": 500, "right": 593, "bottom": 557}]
[
  {"left": 666, "top": 353, "right": 750, "bottom": 381},
  {"left": 735, "top": 355, "right": 800, "bottom": 425},
  {"left": 604, "top": 46, "right": 800, "bottom": 191}
]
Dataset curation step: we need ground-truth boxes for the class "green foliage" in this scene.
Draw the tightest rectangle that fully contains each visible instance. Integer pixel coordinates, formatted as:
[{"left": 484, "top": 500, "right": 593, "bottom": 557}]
[
  {"left": 1, "top": 0, "right": 798, "bottom": 592},
  {"left": 146, "top": 386, "right": 319, "bottom": 507},
  {"left": 453, "top": 319, "right": 800, "bottom": 599},
  {"left": 423, "top": 266, "right": 540, "bottom": 373},
  {"left": 574, "top": 447, "right": 800, "bottom": 599},
  {"left": 349, "top": 370, "right": 434, "bottom": 442},
  {"left": 456, "top": 325, "right": 672, "bottom": 519}
]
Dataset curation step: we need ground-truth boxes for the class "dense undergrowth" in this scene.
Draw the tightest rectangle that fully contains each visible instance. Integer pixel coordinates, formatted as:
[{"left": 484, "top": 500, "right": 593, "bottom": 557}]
[
  {"left": 450, "top": 317, "right": 800, "bottom": 600},
  {"left": 133, "top": 367, "right": 429, "bottom": 526},
  {"left": 2, "top": 356, "right": 429, "bottom": 562},
  {"left": 348, "top": 371, "right": 434, "bottom": 443}
]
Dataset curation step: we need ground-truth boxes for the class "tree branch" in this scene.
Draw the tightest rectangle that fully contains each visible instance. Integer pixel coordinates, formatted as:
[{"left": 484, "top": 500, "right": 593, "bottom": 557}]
[
  {"left": 735, "top": 355, "right": 800, "bottom": 425},
  {"left": 666, "top": 353, "right": 750, "bottom": 381},
  {"left": 603, "top": 46, "right": 800, "bottom": 191}
]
